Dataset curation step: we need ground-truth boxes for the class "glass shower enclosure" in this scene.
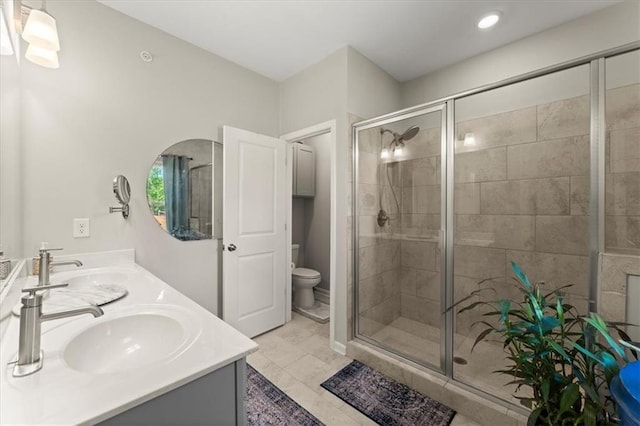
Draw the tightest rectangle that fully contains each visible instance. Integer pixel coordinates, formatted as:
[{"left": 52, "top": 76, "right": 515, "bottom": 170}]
[{"left": 352, "top": 43, "right": 639, "bottom": 409}]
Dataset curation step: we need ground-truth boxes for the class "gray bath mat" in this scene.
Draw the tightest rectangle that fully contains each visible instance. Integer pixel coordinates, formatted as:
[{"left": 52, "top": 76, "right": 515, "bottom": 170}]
[
  {"left": 247, "top": 364, "right": 324, "bottom": 426},
  {"left": 321, "top": 360, "right": 456, "bottom": 426}
]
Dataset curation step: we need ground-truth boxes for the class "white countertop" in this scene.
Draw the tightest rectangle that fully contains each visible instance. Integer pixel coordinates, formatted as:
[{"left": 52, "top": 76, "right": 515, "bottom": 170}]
[{"left": 0, "top": 250, "right": 258, "bottom": 425}]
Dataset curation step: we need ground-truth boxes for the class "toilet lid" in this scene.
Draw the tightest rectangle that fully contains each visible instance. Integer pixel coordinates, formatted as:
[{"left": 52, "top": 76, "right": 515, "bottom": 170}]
[{"left": 293, "top": 267, "right": 320, "bottom": 278}]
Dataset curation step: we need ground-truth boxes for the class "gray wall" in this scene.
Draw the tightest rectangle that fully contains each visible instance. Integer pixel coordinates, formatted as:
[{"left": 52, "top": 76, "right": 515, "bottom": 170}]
[
  {"left": 0, "top": 54, "right": 21, "bottom": 260},
  {"left": 400, "top": 0, "right": 640, "bottom": 108},
  {"left": 302, "top": 133, "right": 332, "bottom": 292},
  {"left": 17, "top": 0, "right": 279, "bottom": 314}
]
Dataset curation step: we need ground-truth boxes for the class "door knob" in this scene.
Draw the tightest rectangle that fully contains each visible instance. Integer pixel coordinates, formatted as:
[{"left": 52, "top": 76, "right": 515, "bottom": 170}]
[{"left": 228, "top": 244, "right": 237, "bottom": 252}]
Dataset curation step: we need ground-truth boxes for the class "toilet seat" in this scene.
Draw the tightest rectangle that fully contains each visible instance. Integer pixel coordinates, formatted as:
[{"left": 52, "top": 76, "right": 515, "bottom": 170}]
[{"left": 292, "top": 268, "right": 320, "bottom": 279}]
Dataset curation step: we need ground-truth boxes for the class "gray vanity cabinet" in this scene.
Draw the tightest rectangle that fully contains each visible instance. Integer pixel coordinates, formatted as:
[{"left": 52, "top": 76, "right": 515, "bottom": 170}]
[{"left": 99, "top": 359, "right": 247, "bottom": 426}]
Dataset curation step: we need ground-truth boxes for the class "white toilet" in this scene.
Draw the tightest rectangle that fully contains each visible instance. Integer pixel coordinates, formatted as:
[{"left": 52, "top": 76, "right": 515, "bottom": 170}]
[{"left": 291, "top": 244, "right": 321, "bottom": 309}]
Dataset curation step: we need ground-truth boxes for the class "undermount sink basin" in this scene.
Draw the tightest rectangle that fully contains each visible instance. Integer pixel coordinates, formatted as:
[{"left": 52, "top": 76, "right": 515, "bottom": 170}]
[
  {"left": 66, "top": 272, "right": 127, "bottom": 289},
  {"left": 63, "top": 307, "right": 198, "bottom": 375}
]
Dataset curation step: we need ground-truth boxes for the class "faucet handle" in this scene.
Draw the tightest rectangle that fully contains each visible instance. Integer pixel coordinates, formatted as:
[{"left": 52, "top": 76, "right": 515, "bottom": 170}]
[
  {"left": 22, "top": 283, "right": 69, "bottom": 294},
  {"left": 39, "top": 247, "right": 63, "bottom": 254}
]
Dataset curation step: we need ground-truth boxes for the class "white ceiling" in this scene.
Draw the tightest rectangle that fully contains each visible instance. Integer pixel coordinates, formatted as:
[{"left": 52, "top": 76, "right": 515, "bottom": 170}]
[{"left": 98, "top": 0, "right": 620, "bottom": 82}]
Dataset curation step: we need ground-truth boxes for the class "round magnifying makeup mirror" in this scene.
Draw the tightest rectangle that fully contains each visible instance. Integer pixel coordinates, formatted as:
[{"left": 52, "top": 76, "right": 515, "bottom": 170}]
[
  {"left": 109, "top": 175, "right": 131, "bottom": 218},
  {"left": 113, "top": 175, "right": 131, "bottom": 205}
]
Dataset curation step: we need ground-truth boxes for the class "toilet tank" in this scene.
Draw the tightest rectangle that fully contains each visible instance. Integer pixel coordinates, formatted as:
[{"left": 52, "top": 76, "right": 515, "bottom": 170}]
[{"left": 292, "top": 244, "right": 300, "bottom": 266}]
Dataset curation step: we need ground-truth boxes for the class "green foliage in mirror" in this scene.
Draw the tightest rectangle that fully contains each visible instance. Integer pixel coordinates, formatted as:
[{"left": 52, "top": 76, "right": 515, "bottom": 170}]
[{"left": 147, "top": 165, "right": 165, "bottom": 216}]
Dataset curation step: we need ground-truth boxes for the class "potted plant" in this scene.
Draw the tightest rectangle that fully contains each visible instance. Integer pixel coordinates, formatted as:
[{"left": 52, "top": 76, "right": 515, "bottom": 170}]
[{"left": 450, "top": 262, "right": 638, "bottom": 426}]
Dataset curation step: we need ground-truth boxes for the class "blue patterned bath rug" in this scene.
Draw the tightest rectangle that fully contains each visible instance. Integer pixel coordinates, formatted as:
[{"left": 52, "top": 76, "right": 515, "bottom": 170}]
[
  {"left": 247, "top": 364, "right": 324, "bottom": 426},
  {"left": 321, "top": 360, "right": 456, "bottom": 426}
]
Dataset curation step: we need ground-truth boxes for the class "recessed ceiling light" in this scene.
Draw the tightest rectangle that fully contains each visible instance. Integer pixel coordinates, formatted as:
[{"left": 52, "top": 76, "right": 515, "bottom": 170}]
[{"left": 477, "top": 12, "right": 501, "bottom": 30}]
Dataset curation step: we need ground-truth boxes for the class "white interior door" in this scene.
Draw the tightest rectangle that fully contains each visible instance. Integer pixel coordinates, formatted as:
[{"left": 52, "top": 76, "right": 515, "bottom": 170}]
[{"left": 222, "top": 126, "right": 287, "bottom": 337}]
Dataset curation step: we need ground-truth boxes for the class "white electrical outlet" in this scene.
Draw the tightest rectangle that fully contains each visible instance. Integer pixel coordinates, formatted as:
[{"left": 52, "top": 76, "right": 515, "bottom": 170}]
[{"left": 73, "top": 218, "right": 90, "bottom": 238}]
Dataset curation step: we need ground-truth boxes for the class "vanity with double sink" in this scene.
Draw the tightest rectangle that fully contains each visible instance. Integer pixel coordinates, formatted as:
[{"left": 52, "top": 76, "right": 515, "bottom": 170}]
[{"left": 0, "top": 249, "right": 257, "bottom": 425}]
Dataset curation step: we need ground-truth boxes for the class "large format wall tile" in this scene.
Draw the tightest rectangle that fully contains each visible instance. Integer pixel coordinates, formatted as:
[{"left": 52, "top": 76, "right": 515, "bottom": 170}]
[
  {"left": 401, "top": 157, "right": 439, "bottom": 187},
  {"left": 455, "top": 147, "right": 507, "bottom": 183},
  {"left": 570, "top": 176, "right": 589, "bottom": 215},
  {"left": 536, "top": 216, "right": 589, "bottom": 255},
  {"left": 416, "top": 270, "right": 440, "bottom": 301},
  {"left": 606, "top": 84, "right": 640, "bottom": 131},
  {"left": 358, "top": 151, "right": 378, "bottom": 185},
  {"left": 358, "top": 127, "right": 381, "bottom": 154},
  {"left": 455, "top": 183, "right": 480, "bottom": 214},
  {"left": 480, "top": 178, "right": 570, "bottom": 215},
  {"left": 454, "top": 245, "right": 506, "bottom": 279},
  {"left": 400, "top": 214, "right": 441, "bottom": 233},
  {"left": 402, "top": 185, "right": 441, "bottom": 214},
  {"left": 607, "top": 172, "right": 640, "bottom": 216},
  {"left": 606, "top": 216, "right": 640, "bottom": 251},
  {"left": 506, "top": 250, "right": 589, "bottom": 297},
  {"left": 610, "top": 127, "right": 640, "bottom": 173},
  {"left": 358, "top": 214, "right": 379, "bottom": 248},
  {"left": 507, "top": 136, "right": 589, "bottom": 179},
  {"left": 538, "top": 95, "right": 589, "bottom": 140},
  {"left": 358, "top": 183, "right": 379, "bottom": 216},
  {"left": 400, "top": 267, "right": 417, "bottom": 295},
  {"left": 400, "top": 293, "right": 440, "bottom": 326},
  {"left": 456, "top": 107, "right": 537, "bottom": 153},
  {"left": 401, "top": 240, "right": 437, "bottom": 270},
  {"left": 405, "top": 127, "right": 441, "bottom": 159},
  {"left": 456, "top": 215, "right": 535, "bottom": 250}
]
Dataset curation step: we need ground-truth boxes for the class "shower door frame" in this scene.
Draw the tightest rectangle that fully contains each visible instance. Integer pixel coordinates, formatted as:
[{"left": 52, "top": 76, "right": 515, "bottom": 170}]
[
  {"left": 352, "top": 40, "right": 640, "bottom": 412},
  {"left": 352, "top": 102, "right": 449, "bottom": 373}
]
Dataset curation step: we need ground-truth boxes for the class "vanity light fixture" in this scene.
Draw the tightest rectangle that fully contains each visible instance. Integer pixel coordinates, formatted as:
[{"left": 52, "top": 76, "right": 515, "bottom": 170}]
[
  {"left": 17, "top": 0, "right": 60, "bottom": 68},
  {"left": 380, "top": 148, "right": 389, "bottom": 159},
  {"left": 477, "top": 11, "right": 501, "bottom": 30},
  {"left": 25, "top": 42, "right": 58, "bottom": 68}
]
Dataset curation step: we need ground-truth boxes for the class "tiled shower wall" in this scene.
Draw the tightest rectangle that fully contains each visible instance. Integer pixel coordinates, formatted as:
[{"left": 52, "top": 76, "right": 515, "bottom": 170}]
[
  {"left": 357, "top": 83, "right": 639, "bottom": 337},
  {"left": 605, "top": 84, "right": 640, "bottom": 255},
  {"left": 356, "top": 127, "right": 402, "bottom": 336}
]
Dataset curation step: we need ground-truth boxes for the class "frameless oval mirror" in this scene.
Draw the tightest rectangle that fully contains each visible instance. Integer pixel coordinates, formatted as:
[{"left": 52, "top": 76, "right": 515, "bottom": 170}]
[
  {"left": 113, "top": 175, "right": 131, "bottom": 205},
  {"left": 146, "top": 139, "right": 221, "bottom": 241}
]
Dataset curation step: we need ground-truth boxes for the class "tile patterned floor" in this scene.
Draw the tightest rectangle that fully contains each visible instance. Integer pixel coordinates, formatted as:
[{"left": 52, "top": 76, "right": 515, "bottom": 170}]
[{"left": 248, "top": 312, "right": 481, "bottom": 426}]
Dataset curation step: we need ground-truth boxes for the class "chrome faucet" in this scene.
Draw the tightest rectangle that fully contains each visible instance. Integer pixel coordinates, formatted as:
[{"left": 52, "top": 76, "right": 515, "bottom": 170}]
[
  {"left": 12, "top": 283, "right": 103, "bottom": 377},
  {"left": 38, "top": 247, "right": 83, "bottom": 286}
]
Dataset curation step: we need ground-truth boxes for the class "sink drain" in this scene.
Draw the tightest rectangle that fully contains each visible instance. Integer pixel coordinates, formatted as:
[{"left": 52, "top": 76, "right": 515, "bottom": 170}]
[{"left": 453, "top": 356, "right": 468, "bottom": 365}]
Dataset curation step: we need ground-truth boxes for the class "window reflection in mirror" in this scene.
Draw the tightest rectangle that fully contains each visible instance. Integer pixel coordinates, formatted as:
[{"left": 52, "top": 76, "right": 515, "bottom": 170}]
[{"left": 146, "top": 139, "right": 220, "bottom": 241}]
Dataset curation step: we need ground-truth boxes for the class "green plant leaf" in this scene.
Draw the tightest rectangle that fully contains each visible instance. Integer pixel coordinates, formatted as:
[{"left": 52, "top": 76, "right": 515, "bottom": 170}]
[
  {"left": 548, "top": 340, "right": 571, "bottom": 361},
  {"left": 527, "top": 407, "right": 543, "bottom": 426},
  {"left": 541, "top": 381, "right": 550, "bottom": 403},
  {"left": 471, "top": 328, "right": 493, "bottom": 352},
  {"left": 558, "top": 383, "right": 580, "bottom": 418},
  {"left": 584, "top": 402, "right": 597, "bottom": 426},
  {"left": 511, "top": 262, "right": 531, "bottom": 288},
  {"left": 583, "top": 314, "right": 626, "bottom": 359}
]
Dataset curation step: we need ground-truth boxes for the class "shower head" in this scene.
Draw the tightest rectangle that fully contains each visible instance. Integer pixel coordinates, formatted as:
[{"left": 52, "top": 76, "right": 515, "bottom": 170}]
[
  {"left": 400, "top": 125, "right": 419, "bottom": 141},
  {"left": 381, "top": 125, "right": 420, "bottom": 143}
]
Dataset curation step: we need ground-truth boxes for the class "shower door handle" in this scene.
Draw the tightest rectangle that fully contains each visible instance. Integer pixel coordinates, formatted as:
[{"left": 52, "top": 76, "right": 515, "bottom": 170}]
[{"left": 228, "top": 244, "right": 237, "bottom": 252}]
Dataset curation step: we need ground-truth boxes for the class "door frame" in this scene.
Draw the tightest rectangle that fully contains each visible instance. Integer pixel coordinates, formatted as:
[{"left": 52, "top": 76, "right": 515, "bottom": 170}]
[{"left": 281, "top": 120, "right": 337, "bottom": 348}]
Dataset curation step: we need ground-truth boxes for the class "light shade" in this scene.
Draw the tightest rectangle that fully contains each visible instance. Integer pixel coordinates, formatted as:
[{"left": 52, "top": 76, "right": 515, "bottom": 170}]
[
  {"left": 0, "top": 9, "right": 14, "bottom": 56},
  {"left": 380, "top": 148, "right": 389, "bottom": 159},
  {"left": 463, "top": 133, "right": 476, "bottom": 147},
  {"left": 25, "top": 43, "right": 59, "bottom": 68},
  {"left": 22, "top": 9, "right": 60, "bottom": 51}
]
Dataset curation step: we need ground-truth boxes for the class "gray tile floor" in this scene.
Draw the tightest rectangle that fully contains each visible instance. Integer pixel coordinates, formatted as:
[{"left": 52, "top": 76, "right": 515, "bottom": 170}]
[{"left": 248, "top": 312, "right": 480, "bottom": 426}]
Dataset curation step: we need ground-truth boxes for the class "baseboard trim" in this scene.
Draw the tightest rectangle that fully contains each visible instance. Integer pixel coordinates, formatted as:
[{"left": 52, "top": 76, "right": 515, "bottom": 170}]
[
  {"left": 331, "top": 340, "right": 347, "bottom": 356},
  {"left": 314, "top": 287, "right": 330, "bottom": 305}
]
